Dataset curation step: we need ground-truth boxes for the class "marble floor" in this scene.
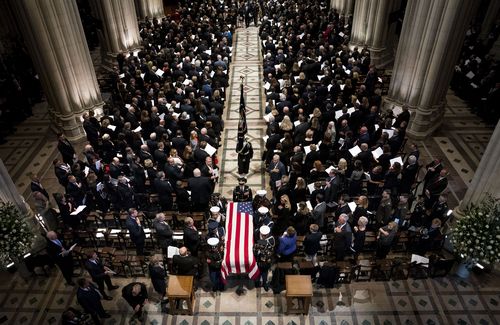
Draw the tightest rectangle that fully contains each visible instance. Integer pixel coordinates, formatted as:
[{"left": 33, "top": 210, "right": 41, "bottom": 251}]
[{"left": 0, "top": 26, "right": 499, "bottom": 325}]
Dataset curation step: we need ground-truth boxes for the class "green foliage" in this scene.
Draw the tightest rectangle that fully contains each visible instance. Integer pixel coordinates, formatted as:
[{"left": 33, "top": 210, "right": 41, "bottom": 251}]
[
  {"left": 0, "top": 202, "right": 35, "bottom": 267},
  {"left": 452, "top": 195, "right": 500, "bottom": 264}
]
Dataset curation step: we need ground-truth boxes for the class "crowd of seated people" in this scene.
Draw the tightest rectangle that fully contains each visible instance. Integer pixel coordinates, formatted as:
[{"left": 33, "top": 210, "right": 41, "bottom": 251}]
[
  {"left": 47, "top": 0, "right": 238, "bottom": 230},
  {"left": 34, "top": 2, "right": 457, "bottom": 309},
  {"left": 451, "top": 22, "right": 500, "bottom": 123},
  {"left": 253, "top": 0, "right": 453, "bottom": 266}
]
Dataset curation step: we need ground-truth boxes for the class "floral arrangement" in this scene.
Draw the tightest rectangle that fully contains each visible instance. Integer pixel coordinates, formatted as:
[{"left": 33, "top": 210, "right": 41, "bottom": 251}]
[
  {"left": 0, "top": 202, "right": 35, "bottom": 267},
  {"left": 452, "top": 195, "right": 500, "bottom": 265}
]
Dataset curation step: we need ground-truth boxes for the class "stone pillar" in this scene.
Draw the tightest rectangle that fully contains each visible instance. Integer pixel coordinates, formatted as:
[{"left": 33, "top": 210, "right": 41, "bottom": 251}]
[
  {"left": 350, "top": 0, "right": 370, "bottom": 49},
  {"left": 479, "top": 0, "right": 500, "bottom": 41},
  {"left": 459, "top": 120, "right": 500, "bottom": 213},
  {"left": 90, "top": 0, "right": 142, "bottom": 68},
  {"left": 10, "top": 0, "right": 104, "bottom": 141},
  {"left": 350, "top": 0, "right": 400, "bottom": 68},
  {"left": 330, "top": 0, "right": 354, "bottom": 16},
  {"left": 135, "top": 0, "right": 165, "bottom": 20},
  {"left": 383, "top": 0, "right": 478, "bottom": 140}
]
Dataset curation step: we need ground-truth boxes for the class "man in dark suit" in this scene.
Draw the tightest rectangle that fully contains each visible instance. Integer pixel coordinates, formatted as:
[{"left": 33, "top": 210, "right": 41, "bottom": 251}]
[
  {"left": 265, "top": 127, "right": 282, "bottom": 163},
  {"left": 66, "top": 175, "right": 86, "bottom": 206},
  {"left": 76, "top": 278, "right": 111, "bottom": 324},
  {"left": 116, "top": 176, "right": 135, "bottom": 210},
  {"left": 153, "top": 171, "right": 174, "bottom": 211},
  {"left": 82, "top": 112, "right": 99, "bottom": 149},
  {"left": 164, "top": 157, "right": 184, "bottom": 188},
  {"left": 57, "top": 133, "right": 76, "bottom": 165},
  {"left": 172, "top": 246, "right": 199, "bottom": 275},
  {"left": 126, "top": 208, "right": 146, "bottom": 255},
  {"left": 193, "top": 141, "right": 210, "bottom": 165},
  {"left": 400, "top": 155, "right": 419, "bottom": 194},
  {"left": 183, "top": 217, "right": 201, "bottom": 257},
  {"left": 312, "top": 194, "right": 327, "bottom": 231},
  {"left": 171, "top": 130, "right": 188, "bottom": 154},
  {"left": 293, "top": 115, "right": 310, "bottom": 144},
  {"left": 187, "top": 168, "right": 213, "bottom": 212},
  {"left": 393, "top": 105, "right": 411, "bottom": 128},
  {"left": 30, "top": 173, "right": 49, "bottom": 200},
  {"left": 46, "top": 231, "right": 75, "bottom": 285},
  {"left": 334, "top": 214, "right": 352, "bottom": 261},
  {"left": 85, "top": 252, "right": 119, "bottom": 300},
  {"left": 303, "top": 224, "right": 322, "bottom": 266}
]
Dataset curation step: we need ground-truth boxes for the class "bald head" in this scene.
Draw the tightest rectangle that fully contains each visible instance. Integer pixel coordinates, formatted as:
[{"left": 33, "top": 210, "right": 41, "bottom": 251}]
[{"left": 46, "top": 231, "right": 57, "bottom": 240}]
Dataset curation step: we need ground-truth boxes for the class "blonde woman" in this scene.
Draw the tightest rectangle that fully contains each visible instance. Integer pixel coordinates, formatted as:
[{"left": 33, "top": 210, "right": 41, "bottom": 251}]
[
  {"left": 280, "top": 115, "right": 294, "bottom": 133},
  {"left": 169, "top": 148, "right": 183, "bottom": 167},
  {"left": 294, "top": 177, "right": 307, "bottom": 203}
]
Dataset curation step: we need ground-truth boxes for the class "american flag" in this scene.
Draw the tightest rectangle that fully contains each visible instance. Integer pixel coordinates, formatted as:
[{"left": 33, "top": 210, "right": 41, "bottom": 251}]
[{"left": 221, "top": 201, "right": 259, "bottom": 282}]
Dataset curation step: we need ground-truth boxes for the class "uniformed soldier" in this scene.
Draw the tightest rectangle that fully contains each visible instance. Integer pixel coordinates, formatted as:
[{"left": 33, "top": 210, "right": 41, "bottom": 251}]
[
  {"left": 232, "top": 177, "right": 253, "bottom": 202},
  {"left": 206, "top": 237, "right": 224, "bottom": 292},
  {"left": 237, "top": 137, "right": 253, "bottom": 175},
  {"left": 253, "top": 225, "right": 275, "bottom": 291}
]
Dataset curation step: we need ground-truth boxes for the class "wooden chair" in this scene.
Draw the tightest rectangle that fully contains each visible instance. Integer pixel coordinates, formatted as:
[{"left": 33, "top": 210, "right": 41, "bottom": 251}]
[
  {"left": 390, "top": 258, "right": 410, "bottom": 280},
  {"left": 372, "top": 259, "right": 393, "bottom": 281},
  {"left": 354, "top": 260, "right": 375, "bottom": 281},
  {"left": 335, "top": 261, "right": 354, "bottom": 284},
  {"left": 191, "top": 211, "right": 206, "bottom": 230}
]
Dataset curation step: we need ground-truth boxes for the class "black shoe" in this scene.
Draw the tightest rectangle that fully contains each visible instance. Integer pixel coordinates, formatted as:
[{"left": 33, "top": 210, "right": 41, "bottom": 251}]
[
  {"left": 108, "top": 285, "right": 119, "bottom": 290},
  {"left": 104, "top": 296, "right": 113, "bottom": 300},
  {"left": 101, "top": 313, "right": 112, "bottom": 318},
  {"left": 264, "top": 284, "right": 269, "bottom": 292}
]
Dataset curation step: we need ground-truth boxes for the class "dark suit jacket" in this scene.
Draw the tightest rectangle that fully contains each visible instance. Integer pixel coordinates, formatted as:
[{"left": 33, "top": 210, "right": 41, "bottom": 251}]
[
  {"left": 187, "top": 176, "right": 212, "bottom": 205},
  {"left": 172, "top": 255, "right": 199, "bottom": 275},
  {"left": 85, "top": 259, "right": 107, "bottom": 281},
  {"left": 46, "top": 238, "right": 73, "bottom": 270},
  {"left": 303, "top": 231, "right": 322, "bottom": 255},
  {"left": 153, "top": 220, "right": 173, "bottom": 249},
  {"left": 126, "top": 217, "right": 146, "bottom": 245},
  {"left": 76, "top": 284, "right": 104, "bottom": 314},
  {"left": 31, "top": 181, "right": 49, "bottom": 200},
  {"left": 183, "top": 226, "right": 200, "bottom": 254}
]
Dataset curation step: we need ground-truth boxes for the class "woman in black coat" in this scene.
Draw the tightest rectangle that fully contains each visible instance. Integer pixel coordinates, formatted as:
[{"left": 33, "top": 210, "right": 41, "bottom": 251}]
[{"left": 149, "top": 256, "right": 167, "bottom": 300}]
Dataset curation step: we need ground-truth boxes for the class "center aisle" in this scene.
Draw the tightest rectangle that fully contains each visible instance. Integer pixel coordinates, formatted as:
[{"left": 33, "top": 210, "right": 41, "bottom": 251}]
[{"left": 217, "top": 26, "right": 267, "bottom": 198}]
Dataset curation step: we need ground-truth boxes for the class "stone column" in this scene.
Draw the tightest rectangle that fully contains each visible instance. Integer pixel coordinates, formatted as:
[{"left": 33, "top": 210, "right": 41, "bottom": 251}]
[
  {"left": 479, "top": 0, "right": 500, "bottom": 41},
  {"left": 10, "top": 0, "right": 104, "bottom": 141},
  {"left": 459, "top": 120, "right": 500, "bottom": 212},
  {"left": 350, "top": 0, "right": 400, "bottom": 68},
  {"left": 135, "top": 0, "right": 165, "bottom": 20},
  {"left": 350, "top": 0, "right": 371, "bottom": 49},
  {"left": 330, "top": 0, "right": 354, "bottom": 16},
  {"left": 90, "top": 0, "right": 142, "bottom": 68},
  {"left": 383, "top": 0, "right": 478, "bottom": 140}
]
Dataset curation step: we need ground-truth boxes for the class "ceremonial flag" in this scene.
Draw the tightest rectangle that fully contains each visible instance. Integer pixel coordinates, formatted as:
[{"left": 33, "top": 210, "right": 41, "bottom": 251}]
[
  {"left": 237, "top": 83, "right": 247, "bottom": 142},
  {"left": 221, "top": 201, "right": 259, "bottom": 282}
]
